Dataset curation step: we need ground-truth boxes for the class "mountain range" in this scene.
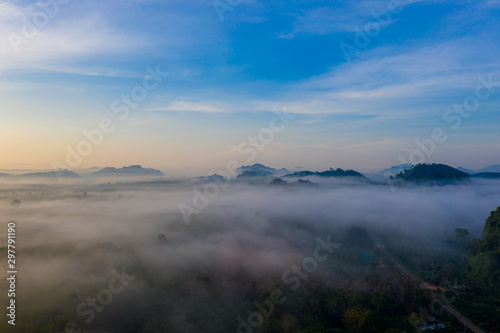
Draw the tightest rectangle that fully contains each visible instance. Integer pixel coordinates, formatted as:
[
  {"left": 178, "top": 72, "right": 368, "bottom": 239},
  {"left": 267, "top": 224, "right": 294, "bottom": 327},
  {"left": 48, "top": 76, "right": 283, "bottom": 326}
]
[
  {"left": 92, "top": 165, "right": 164, "bottom": 177},
  {"left": 236, "top": 163, "right": 294, "bottom": 177},
  {"left": 0, "top": 163, "right": 499, "bottom": 181},
  {"left": 0, "top": 165, "right": 163, "bottom": 179}
]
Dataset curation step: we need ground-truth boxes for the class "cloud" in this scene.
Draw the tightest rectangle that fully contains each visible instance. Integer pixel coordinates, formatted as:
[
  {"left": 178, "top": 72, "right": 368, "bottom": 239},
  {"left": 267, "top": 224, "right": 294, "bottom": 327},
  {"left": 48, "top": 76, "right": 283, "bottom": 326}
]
[
  {"left": 0, "top": 1, "right": 149, "bottom": 75},
  {"left": 150, "top": 101, "right": 225, "bottom": 113},
  {"left": 279, "top": 6, "right": 366, "bottom": 39},
  {"left": 279, "top": 0, "right": 440, "bottom": 39},
  {"left": 247, "top": 35, "right": 500, "bottom": 116}
]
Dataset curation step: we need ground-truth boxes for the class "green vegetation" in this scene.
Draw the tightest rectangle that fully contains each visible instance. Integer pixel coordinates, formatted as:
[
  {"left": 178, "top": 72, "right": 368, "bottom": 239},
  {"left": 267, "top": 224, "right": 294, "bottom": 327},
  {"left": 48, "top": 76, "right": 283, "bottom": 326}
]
[
  {"left": 385, "top": 207, "right": 500, "bottom": 333},
  {"left": 394, "top": 163, "right": 469, "bottom": 182}
]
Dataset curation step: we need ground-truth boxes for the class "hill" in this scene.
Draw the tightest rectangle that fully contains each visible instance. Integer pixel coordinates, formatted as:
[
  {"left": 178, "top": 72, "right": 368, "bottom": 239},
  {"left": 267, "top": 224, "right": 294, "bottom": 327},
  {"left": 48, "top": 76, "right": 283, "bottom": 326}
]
[
  {"left": 283, "top": 170, "right": 315, "bottom": 178},
  {"left": 17, "top": 170, "right": 80, "bottom": 179},
  {"left": 93, "top": 165, "right": 164, "bottom": 177},
  {"left": 284, "top": 168, "right": 366, "bottom": 179},
  {"left": 478, "top": 164, "right": 500, "bottom": 173},
  {"left": 457, "top": 166, "right": 477, "bottom": 175},
  {"left": 395, "top": 163, "right": 469, "bottom": 182},
  {"left": 378, "top": 163, "right": 414, "bottom": 177},
  {"left": 236, "top": 163, "right": 290, "bottom": 177},
  {"left": 269, "top": 178, "right": 319, "bottom": 188}
]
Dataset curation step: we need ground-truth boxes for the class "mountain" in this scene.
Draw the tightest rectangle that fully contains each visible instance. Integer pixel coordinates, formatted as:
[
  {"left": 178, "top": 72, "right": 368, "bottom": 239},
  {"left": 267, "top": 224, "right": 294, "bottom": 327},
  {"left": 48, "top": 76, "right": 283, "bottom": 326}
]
[
  {"left": 471, "top": 172, "right": 500, "bottom": 179},
  {"left": 292, "top": 166, "right": 306, "bottom": 172},
  {"left": 377, "top": 164, "right": 414, "bottom": 177},
  {"left": 75, "top": 167, "right": 102, "bottom": 176},
  {"left": 457, "top": 167, "right": 477, "bottom": 175},
  {"left": 319, "top": 168, "right": 365, "bottom": 178},
  {"left": 197, "top": 174, "right": 227, "bottom": 183},
  {"left": 236, "top": 164, "right": 291, "bottom": 177},
  {"left": 236, "top": 170, "right": 273, "bottom": 179},
  {"left": 17, "top": 170, "right": 80, "bottom": 179},
  {"left": 395, "top": 163, "right": 469, "bottom": 182},
  {"left": 236, "top": 170, "right": 274, "bottom": 184},
  {"left": 284, "top": 168, "right": 366, "bottom": 179},
  {"left": 478, "top": 164, "right": 500, "bottom": 173},
  {"left": 363, "top": 164, "right": 413, "bottom": 182},
  {"left": 269, "top": 178, "right": 319, "bottom": 188},
  {"left": 283, "top": 171, "right": 315, "bottom": 178},
  {"left": 93, "top": 165, "right": 164, "bottom": 177}
]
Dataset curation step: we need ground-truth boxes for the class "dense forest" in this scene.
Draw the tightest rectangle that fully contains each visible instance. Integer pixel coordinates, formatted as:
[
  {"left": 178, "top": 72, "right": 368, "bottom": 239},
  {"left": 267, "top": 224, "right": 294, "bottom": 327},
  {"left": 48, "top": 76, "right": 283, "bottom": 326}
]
[{"left": 385, "top": 207, "right": 500, "bottom": 332}]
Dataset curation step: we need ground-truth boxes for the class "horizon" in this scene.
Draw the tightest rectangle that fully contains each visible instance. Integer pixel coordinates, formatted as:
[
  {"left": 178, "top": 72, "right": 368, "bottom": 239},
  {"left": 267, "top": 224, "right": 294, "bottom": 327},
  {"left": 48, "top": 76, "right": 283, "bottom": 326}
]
[{"left": 0, "top": 161, "right": 499, "bottom": 178}]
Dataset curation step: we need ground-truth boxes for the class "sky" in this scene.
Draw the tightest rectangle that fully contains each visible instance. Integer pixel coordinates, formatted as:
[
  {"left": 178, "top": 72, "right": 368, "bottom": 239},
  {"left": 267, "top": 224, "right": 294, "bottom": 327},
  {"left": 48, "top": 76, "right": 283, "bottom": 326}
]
[{"left": 1, "top": 0, "right": 500, "bottom": 175}]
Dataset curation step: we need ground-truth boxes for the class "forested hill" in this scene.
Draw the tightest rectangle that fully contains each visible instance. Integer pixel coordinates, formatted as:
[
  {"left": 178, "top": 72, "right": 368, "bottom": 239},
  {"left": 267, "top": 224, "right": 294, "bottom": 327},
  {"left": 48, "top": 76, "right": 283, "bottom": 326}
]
[
  {"left": 395, "top": 163, "right": 469, "bottom": 181},
  {"left": 469, "top": 207, "right": 500, "bottom": 294},
  {"left": 284, "top": 168, "right": 366, "bottom": 178}
]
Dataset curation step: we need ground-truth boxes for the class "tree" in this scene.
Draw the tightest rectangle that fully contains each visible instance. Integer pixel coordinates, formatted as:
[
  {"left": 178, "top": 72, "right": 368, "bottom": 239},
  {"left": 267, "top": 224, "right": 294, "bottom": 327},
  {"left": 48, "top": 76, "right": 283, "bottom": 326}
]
[
  {"left": 280, "top": 314, "right": 298, "bottom": 333},
  {"left": 480, "top": 207, "right": 500, "bottom": 252},
  {"left": 455, "top": 227, "right": 471, "bottom": 255},
  {"left": 409, "top": 312, "right": 426, "bottom": 330},
  {"left": 371, "top": 291, "right": 382, "bottom": 315},
  {"left": 455, "top": 228, "right": 470, "bottom": 241},
  {"left": 469, "top": 207, "right": 500, "bottom": 294},
  {"left": 343, "top": 306, "right": 371, "bottom": 332}
]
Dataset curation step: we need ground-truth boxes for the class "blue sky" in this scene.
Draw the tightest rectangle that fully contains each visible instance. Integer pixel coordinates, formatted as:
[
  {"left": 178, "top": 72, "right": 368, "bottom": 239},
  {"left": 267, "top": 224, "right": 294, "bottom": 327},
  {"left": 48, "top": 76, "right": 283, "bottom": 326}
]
[{"left": 1, "top": 0, "right": 499, "bottom": 175}]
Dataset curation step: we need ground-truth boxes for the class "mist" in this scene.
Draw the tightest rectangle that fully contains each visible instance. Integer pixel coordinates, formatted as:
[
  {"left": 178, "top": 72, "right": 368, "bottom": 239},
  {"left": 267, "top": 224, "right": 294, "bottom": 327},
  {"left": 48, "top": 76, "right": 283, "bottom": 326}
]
[{"left": 1, "top": 177, "right": 499, "bottom": 332}]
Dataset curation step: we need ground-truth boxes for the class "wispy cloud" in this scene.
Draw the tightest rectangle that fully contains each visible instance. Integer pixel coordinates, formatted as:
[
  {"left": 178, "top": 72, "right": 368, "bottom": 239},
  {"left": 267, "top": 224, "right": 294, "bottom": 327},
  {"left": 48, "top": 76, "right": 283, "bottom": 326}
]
[
  {"left": 150, "top": 101, "right": 225, "bottom": 113},
  {"left": 0, "top": 1, "right": 149, "bottom": 75},
  {"left": 279, "top": 0, "right": 439, "bottom": 39},
  {"left": 252, "top": 35, "right": 500, "bottom": 115}
]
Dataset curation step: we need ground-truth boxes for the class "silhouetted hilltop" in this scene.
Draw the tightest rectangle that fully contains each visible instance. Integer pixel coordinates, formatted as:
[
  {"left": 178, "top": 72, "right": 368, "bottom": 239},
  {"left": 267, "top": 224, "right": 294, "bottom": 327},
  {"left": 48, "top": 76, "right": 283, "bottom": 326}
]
[
  {"left": 236, "top": 170, "right": 274, "bottom": 185},
  {"left": 269, "top": 178, "right": 319, "bottom": 188},
  {"left": 284, "top": 168, "right": 366, "bottom": 178},
  {"left": 457, "top": 166, "right": 477, "bottom": 175},
  {"left": 93, "top": 165, "right": 163, "bottom": 177},
  {"left": 363, "top": 164, "right": 413, "bottom": 182},
  {"left": 197, "top": 174, "right": 227, "bottom": 183},
  {"left": 283, "top": 171, "right": 315, "bottom": 178},
  {"left": 237, "top": 163, "right": 290, "bottom": 177},
  {"left": 378, "top": 163, "right": 414, "bottom": 177},
  {"left": 395, "top": 163, "right": 469, "bottom": 181},
  {"left": 18, "top": 170, "right": 80, "bottom": 179},
  {"left": 269, "top": 178, "right": 288, "bottom": 186},
  {"left": 320, "top": 168, "right": 365, "bottom": 177}
]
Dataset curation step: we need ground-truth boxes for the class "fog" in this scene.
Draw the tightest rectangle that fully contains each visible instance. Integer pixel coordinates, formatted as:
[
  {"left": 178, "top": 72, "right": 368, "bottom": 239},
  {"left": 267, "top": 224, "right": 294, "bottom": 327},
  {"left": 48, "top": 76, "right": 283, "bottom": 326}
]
[{"left": 1, "top": 177, "right": 499, "bottom": 332}]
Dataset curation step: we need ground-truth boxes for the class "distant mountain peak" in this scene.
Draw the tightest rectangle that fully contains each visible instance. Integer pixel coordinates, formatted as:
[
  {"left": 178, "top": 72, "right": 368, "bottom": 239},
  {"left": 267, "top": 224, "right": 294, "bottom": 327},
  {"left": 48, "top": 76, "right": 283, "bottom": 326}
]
[
  {"left": 237, "top": 164, "right": 291, "bottom": 177},
  {"left": 457, "top": 167, "right": 477, "bottom": 175},
  {"left": 93, "top": 165, "right": 163, "bottom": 177},
  {"left": 478, "top": 164, "right": 500, "bottom": 173},
  {"left": 377, "top": 163, "right": 414, "bottom": 176},
  {"left": 17, "top": 169, "right": 80, "bottom": 179}
]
